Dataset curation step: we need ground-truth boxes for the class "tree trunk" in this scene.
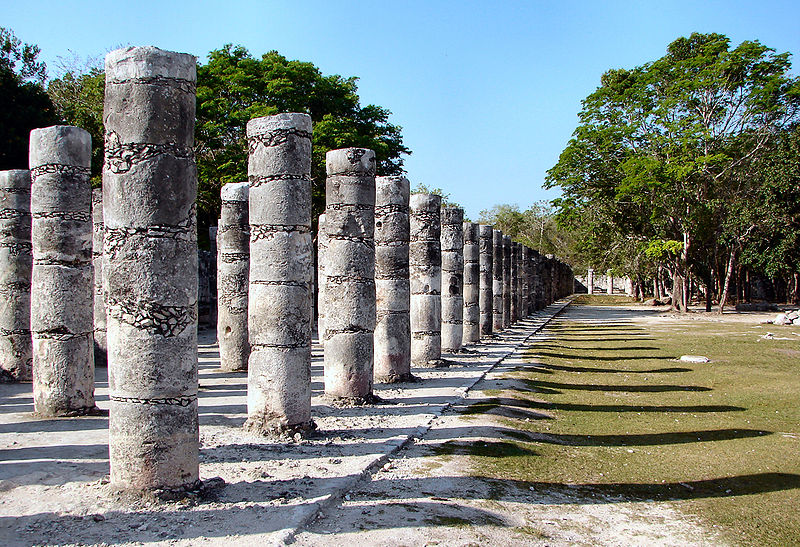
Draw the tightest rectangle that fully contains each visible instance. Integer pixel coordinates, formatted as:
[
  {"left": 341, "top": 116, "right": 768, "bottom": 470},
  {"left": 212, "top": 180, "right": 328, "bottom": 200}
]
[
  {"left": 705, "top": 271, "right": 713, "bottom": 312},
  {"left": 672, "top": 269, "right": 684, "bottom": 312},
  {"left": 718, "top": 247, "right": 736, "bottom": 315}
]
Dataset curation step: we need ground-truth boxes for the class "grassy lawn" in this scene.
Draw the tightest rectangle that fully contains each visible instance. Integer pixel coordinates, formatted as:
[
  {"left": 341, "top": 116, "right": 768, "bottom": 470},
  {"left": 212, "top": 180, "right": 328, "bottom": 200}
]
[{"left": 461, "top": 302, "right": 800, "bottom": 545}]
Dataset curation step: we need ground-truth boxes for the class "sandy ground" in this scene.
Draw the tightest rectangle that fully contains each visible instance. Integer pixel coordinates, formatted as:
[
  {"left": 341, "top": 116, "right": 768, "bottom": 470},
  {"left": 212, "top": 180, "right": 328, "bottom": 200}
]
[{"left": 0, "top": 301, "right": 732, "bottom": 546}]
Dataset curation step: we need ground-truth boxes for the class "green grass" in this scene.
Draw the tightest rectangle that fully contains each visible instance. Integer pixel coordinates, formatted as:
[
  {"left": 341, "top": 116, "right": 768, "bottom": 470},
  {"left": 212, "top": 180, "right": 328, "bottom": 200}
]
[
  {"left": 571, "top": 294, "right": 640, "bottom": 306},
  {"left": 459, "top": 306, "right": 800, "bottom": 545}
]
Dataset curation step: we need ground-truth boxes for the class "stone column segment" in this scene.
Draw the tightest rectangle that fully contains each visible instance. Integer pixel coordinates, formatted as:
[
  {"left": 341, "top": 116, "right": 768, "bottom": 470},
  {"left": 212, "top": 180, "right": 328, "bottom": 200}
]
[
  {"left": 587, "top": 268, "right": 594, "bottom": 295},
  {"left": 461, "top": 222, "right": 480, "bottom": 343},
  {"left": 217, "top": 182, "right": 249, "bottom": 372},
  {"left": 440, "top": 207, "right": 463, "bottom": 352},
  {"left": 0, "top": 170, "right": 32, "bottom": 382},
  {"left": 492, "top": 229, "right": 504, "bottom": 331},
  {"left": 324, "top": 148, "right": 376, "bottom": 399},
  {"left": 374, "top": 176, "right": 411, "bottom": 382},
  {"left": 521, "top": 246, "right": 531, "bottom": 318},
  {"left": 502, "top": 235, "right": 511, "bottom": 328},
  {"left": 316, "top": 213, "right": 327, "bottom": 345},
  {"left": 29, "top": 126, "right": 95, "bottom": 417},
  {"left": 246, "top": 113, "right": 313, "bottom": 431},
  {"left": 478, "top": 224, "right": 493, "bottom": 337},
  {"left": 91, "top": 188, "right": 106, "bottom": 367},
  {"left": 510, "top": 241, "right": 518, "bottom": 324},
  {"left": 607, "top": 269, "right": 613, "bottom": 294},
  {"left": 104, "top": 47, "right": 198, "bottom": 491},
  {"left": 410, "top": 193, "right": 442, "bottom": 366}
]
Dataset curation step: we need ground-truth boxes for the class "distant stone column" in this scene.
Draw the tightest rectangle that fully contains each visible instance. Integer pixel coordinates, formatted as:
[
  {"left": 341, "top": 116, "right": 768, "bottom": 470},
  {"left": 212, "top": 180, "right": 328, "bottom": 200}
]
[
  {"left": 91, "top": 189, "right": 106, "bottom": 367},
  {"left": 625, "top": 276, "right": 635, "bottom": 296},
  {"left": 324, "top": 148, "right": 376, "bottom": 399},
  {"left": 478, "top": 225, "right": 493, "bottom": 337},
  {"left": 29, "top": 126, "right": 95, "bottom": 416},
  {"left": 104, "top": 47, "right": 198, "bottom": 490},
  {"left": 462, "top": 222, "right": 480, "bottom": 343},
  {"left": 502, "top": 235, "right": 511, "bottom": 328},
  {"left": 410, "top": 193, "right": 442, "bottom": 366},
  {"left": 316, "top": 214, "right": 327, "bottom": 344},
  {"left": 246, "top": 113, "right": 314, "bottom": 431},
  {"left": 492, "top": 229, "right": 504, "bottom": 331},
  {"left": 587, "top": 268, "right": 594, "bottom": 295},
  {"left": 521, "top": 246, "right": 530, "bottom": 318},
  {"left": 440, "top": 207, "right": 463, "bottom": 352},
  {"left": 217, "top": 182, "right": 249, "bottom": 372},
  {"left": 208, "top": 226, "right": 218, "bottom": 327},
  {"left": 374, "top": 176, "right": 411, "bottom": 382},
  {"left": 510, "top": 241, "right": 518, "bottom": 324},
  {"left": 606, "top": 269, "right": 613, "bottom": 294},
  {"left": 0, "top": 170, "right": 32, "bottom": 382}
]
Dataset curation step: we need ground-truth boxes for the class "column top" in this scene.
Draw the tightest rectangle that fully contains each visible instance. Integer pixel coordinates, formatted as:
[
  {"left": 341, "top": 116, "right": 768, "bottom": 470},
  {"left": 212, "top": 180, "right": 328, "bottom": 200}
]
[
  {"left": 106, "top": 46, "right": 196, "bottom": 82},
  {"left": 29, "top": 125, "right": 91, "bottom": 168}
]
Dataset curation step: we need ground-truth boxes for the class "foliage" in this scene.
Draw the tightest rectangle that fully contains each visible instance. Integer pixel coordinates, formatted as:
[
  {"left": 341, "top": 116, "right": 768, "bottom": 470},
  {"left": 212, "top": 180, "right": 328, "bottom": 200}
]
[
  {"left": 0, "top": 28, "right": 57, "bottom": 170},
  {"left": 546, "top": 33, "right": 800, "bottom": 307},
  {"left": 410, "top": 182, "right": 463, "bottom": 211},
  {"left": 196, "top": 45, "right": 410, "bottom": 233},
  {"left": 477, "top": 202, "right": 575, "bottom": 262}
]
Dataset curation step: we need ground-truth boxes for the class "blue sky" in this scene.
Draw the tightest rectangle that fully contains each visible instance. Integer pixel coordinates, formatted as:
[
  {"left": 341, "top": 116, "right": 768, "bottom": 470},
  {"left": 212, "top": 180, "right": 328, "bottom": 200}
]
[{"left": 3, "top": 0, "right": 799, "bottom": 219}]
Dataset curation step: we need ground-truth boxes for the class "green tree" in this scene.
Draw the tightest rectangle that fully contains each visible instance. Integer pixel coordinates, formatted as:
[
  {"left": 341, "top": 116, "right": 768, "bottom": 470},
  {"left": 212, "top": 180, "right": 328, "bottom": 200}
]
[
  {"left": 196, "top": 45, "right": 410, "bottom": 235},
  {"left": 546, "top": 33, "right": 800, "bottom": 310},
  {"left": 0, "top": 28, "right": 57, "bottom": 170}
]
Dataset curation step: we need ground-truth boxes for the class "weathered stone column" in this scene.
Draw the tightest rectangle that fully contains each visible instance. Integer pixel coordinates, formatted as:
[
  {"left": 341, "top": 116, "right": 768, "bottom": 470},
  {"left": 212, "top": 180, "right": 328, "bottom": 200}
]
[
  {"left": 217, "top": 182, "right": 249, "bottom": 372},
  {"left": 246, "top": 113, "right": 313, "bottom": 431},
  {"left": 492, "top": 229, "right": 504, "bottom": 331},
  {"left": 521, "top": 246, "right": 531, "bottom": 318},
  {"left": 478, "top": 225, "right": 493, "bottom": 337},
  {"left": 374, "top": 176, "right": 411, "bottom": 382},
  {"left": 0, "top": 170, "right": 32, "bottom": 382},
  {"left": 91, "top": 188, "right": 106, "bottom": 367},
  {"left": 462, "top": 222, "right": 480, "bottom": 343},
  {"left": 104, "top": 47, "right": 198, "bottom": 490},
  {"left": 502, "top": 235, "right": 511, "bottom": 328},
  {"left": 587, "top": 268, "right": 594, "bottom": 294},
  {"left": 207, "top": 226, "right": 218, "bottom": 327},
  {"left": 606, "top": 270, "right": 614, "bottom": 294},
  {"left": 29, "top": 126, "right": 95, "bottom": 416},
  {"left": 316, "top": 213, "right": 327, "bottom": 345},
  {"left": 510, "top": 241, "right": 518, "bottom": 324},
  {"left": 440, "top": 207, "right": 463, "bottom": 352},
  {"left": 410, "top": 193, "right": 442, "bottom": 366},
  {"left": 324, "top": 148, "right": 376, "bottom": 398}
]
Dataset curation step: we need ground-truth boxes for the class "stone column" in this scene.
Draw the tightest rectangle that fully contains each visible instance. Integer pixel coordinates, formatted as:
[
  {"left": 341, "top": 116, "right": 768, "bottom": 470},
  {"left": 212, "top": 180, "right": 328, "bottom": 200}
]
[
  {"left": 0, "top": 170, "right": 32, "bottom": 382},
  {"left": 316, "top": 213, "right": 327, "bottom": 345},
  {"left": 374, "top": 176, "right": 411, "bottom": 382},
  {"left": 502, "top": 235, "right": 511, "bottom": 328},
  {"left": 492, "top": 229, "right": 504, "bottom": 331},
  {"left": 104, "top": 47, "right": 198, "bottom": 490},
  {"left": 606, "top": 269, "right": 613, "bottom": 294},
  {"left": 217, "top": 182, "right": 249, "bottom": 372},
  {"left": 91, "top": 188, "right": 106, "bottom": 367},
  {"left": 587, "top": 268, "right": 594, "bottom": 294},
  {"left": 410, "top": 193, "right": 442, "bottom": 366},
  {"left": 207, "top": 225, "right": 218, "bottom": 327},
  {"left": 510, "top": 241, "right": 518, "bottom": 324},
  {"left": 478, "top": 225, "right": 493, "bottom": 337},
  {"left": 440, "top": 207, "right": 463, "bottom": 352},
  {"left": 462, "top": 222, "right": 480, "bottom": 343},
  {"left": 246, "top": 113, "right": 313, "bottom": 431},
  {"left": 324, "top": 148, "right": 376, "bottom": 399},
  {"left": 521, "top": 246, "right": 530, "bottom": 318},
  {"left": 29, "top": 126, "right": 95, "bottom": 416}
]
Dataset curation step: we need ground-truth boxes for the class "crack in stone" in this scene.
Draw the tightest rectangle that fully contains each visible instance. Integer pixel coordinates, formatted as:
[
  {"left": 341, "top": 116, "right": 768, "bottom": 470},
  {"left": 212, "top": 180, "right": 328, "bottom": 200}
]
[
  {"left": 32, "top": 211, "right": 91, "bottom": 222},
  {"left": 110, "top": 394, "right": 197, "bottom": 406},
  {"left": 104, "top": 131, "right": 194, "bottom": 174},
  {"left": 107, "top": 297, "right": 196, "bottom": 337},
  {"left": 107, "top": 75, "right": 196, "bottom": 93},
  {"left": 250, "top": 224, "right": 310, "bottom": 241},
  {"left": 30, "top": 164, "right": 90, "bottom": 181},
  {"left": 246, "top": 128, "right": 312, "bottom": 153},
  {"left": 248, "top": 173, "right": 311, "bottom": 187}
]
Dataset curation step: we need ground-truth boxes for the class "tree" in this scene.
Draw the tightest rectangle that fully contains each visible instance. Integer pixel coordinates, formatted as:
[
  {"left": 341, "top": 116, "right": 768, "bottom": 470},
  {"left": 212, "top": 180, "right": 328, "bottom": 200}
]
[
  {"left": 0, "top": 28, "right": 57, "bottom": 170},
  {"left": 196, "top": 45, "right": 410, "bottom": 236},
  {"left": 478, "top": 202, "right": 576, "bottom": 261},
  {"left": 546, "top": 33, "right": 800, "bottom": 311}
]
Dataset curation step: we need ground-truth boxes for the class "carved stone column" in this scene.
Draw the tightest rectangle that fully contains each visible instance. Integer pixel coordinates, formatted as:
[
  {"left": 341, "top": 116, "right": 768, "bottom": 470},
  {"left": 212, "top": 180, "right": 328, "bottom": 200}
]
[
  {"left": 217, "top": 182, "right": 249, "bottom": 372},
  {"left": 30, "top": 125, "right": 95, "bottom": 417},
  {"left": 324, "top": 148, "right": 376, "bottom": 399},
  {"left": 492, "top": 229, "right": 504, "bottom": 331},
  {"left": 104, "top": 47, "right": 198, "bottom": 490},
  {"left": 461, "top": 222, "right": 480, "bottom": 343},
  {"left": 246, "top": 113, "right": 314, "bottom": 431},
  {"left": 91, "top": 188, "right": 106, "bottom": 366},
  {"left": 0, "top": 170, "right": 32, "bottom": 382},
  {"left": 374, "top": 176, "right": 411, "bottom": 382},
  {"left": 478, "top": 224, "right": 493, "bottom": 337},
  {"left": 440, "top": 207, "right": 463, "bottom": 352},
  {"left": 502, "top": 235, "right": 511, "bottom": 328},
  {"left": 410, "top": 193, "right": 441, "bottom": 366}
]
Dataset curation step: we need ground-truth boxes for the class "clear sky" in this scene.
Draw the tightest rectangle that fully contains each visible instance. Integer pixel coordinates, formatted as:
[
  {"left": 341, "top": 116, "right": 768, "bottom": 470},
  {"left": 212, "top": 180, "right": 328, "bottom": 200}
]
[{"left": 3, "top": 0, "right": 799, "bottom": 219}]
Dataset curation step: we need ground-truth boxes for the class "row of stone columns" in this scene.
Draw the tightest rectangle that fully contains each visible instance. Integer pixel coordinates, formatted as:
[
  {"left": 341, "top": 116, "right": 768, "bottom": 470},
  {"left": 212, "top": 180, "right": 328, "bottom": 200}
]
[{"left": 1, "top": 44, "right": 575, "bottom": 496}]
